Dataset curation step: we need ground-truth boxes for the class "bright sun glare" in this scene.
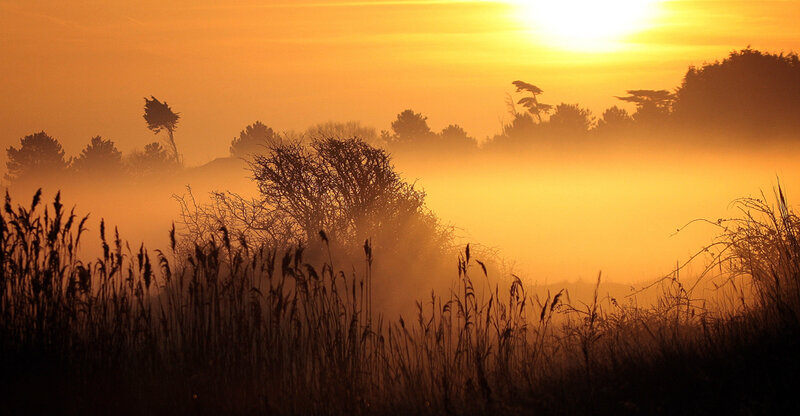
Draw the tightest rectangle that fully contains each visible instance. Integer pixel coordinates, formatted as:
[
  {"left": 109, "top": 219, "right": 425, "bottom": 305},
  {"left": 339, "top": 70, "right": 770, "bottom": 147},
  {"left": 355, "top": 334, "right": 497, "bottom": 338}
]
[{"left": 510, "top": 0, "right": 662, "bottom": 51}]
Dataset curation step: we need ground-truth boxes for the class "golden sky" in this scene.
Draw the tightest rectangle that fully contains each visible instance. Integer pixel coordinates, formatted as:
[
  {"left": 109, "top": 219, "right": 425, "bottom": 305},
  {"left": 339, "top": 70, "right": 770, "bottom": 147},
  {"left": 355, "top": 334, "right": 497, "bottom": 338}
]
[{"left": 2, "top": 0, "right": 799, "bottom": 164}]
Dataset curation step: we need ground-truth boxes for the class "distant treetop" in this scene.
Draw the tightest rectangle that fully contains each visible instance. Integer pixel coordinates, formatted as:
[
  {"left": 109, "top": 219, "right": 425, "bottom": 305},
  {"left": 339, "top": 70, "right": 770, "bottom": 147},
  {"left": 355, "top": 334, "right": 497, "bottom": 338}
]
[
  {"left": 5, "top": 131, "right": 69, "bottom": 183},
  {"left": 143, "top": 96, "right": 181, "bottom": 162},
  {"left": 615, "top": 89, "right": 674, "bottom": 125},
  {"left": 616, "top": 90, "right": 674, "bottom": 106},
  {"left": 547, "top": 103, "right": 594, "bottom": 132},
  {"left": 230, "top": 121, "right": 279, "bottom": 158},
  {"left": 512, "top": 80, "right": 552, "bottom": 122},
  {"left": 389, "top": 109, "right": 434, "bottom": 144},
  {"left": 72, "top": 136, "right": 124, "bottom": 175},
  {"left": 672, "top": 48, "right": 800, "bottom": 133},
  {"left": 143, "top": 96, "right": 179, "bottom": 134}
]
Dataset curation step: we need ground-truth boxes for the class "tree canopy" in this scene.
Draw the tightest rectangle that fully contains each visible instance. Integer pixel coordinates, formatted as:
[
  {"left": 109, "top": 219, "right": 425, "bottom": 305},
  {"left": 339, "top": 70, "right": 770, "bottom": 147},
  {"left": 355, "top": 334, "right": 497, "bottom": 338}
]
[
  {"left": 616, "top": 89, "right": 673, "bottom": 125},
  {"left": 249, "top": 137, "right": 443, "bottom": 248},
  {"left": 143, "top": 96, "right": 181, "bottom": 162},
  {"left": 389, "top": 109, "right": 434, "bottom": 144},
  {"left": 439, "top": 124, "right": 478, "bottom": 150},
  {"left": 230, "top": 121, "right": 280, "bottom": 158},
  {"left": 5, "top": 131, "right": 69, "bottom": 182},
  {"left": 512, "top": 80, "right": 552, "bottom": 122},
  {"left": 72, "top": 136, "right": 124, "bottom": 175},
  {"left": 596, "top": 106, "right": 634, "bottom": 133},
  {"left": 126, "top": 142, "right": 178, "bottom": 177},
  {"left": 672, "top": 48, "right": 800, "bottom": 134},
  {"left": 547, "top": 103, "right": 594, "bottom": 133}
]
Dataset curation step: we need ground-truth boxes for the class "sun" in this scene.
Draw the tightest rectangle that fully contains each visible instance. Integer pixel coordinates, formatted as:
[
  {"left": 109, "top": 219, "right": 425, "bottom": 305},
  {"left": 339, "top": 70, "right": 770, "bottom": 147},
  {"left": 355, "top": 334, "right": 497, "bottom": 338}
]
[{"left": 509, "top": 0, "right": 662, "bottom": 51}]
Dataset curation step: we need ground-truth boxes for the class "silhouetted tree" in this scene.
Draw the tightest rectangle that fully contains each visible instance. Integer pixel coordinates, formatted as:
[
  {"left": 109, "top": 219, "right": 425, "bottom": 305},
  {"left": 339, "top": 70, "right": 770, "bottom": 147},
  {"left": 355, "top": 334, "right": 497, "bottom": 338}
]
[
  {"left": 187, "top": 137, "right": 451, "bottom": 311},
  {"left": 250, "top": 137, "right": 447, "bottom": 250},
  {"left": 389, "top": 109, "right": 434, "bottom": 145},
  {"left": 126, "top": 142, "right": 178, "bottom": 177},
  {"left": 595, "top": 106, "right": 634, "bottom": 132},
  {"left": 673, "top": 48, "right": 800, "bottom": 134},
  {"left": 5, "top": 131, "right": 69, "bottom": 182},
  {"left": 230, "top": 121, "right": 280, "bottom": 158},
  {"left": 616, "top": 89, "right": 673, "bottom": 125},
  {"left": 143, "top": 96, "right": 180, "bottom": 162},
  {"left": 438, "top": 124, "right": 478, "bottom": 150},
  {"left": 547, "top": 103, "right": 594, "bottom": 133},
  {"left": 485, "top": 113, "right": 539, "bottom": 150},
  {"left": 512, "top": 80, "right": 552, "bottom": 122},
  {"left": 71, "top": 136, "right": 124, "bottom": 176}
]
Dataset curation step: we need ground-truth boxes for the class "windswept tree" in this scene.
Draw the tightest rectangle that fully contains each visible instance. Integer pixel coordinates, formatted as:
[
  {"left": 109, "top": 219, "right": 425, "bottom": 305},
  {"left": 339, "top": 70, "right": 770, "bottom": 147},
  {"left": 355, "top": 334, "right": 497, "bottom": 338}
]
[
  {"left": 71, "top": 136, "right": 124, "bottom": 176},
  {"left": 230, "top": 121, "right": 280, "bottom": 158},
  {"left": 512, "top": 80, "right": 552, "bottom": 122},
  {"left": 143, "top": 96, "right": 180, "bottom": 162},
  {"left": 616, "top": 89, "right": 674, "bottom": 124},
  {"left": 5, "top": 131, "right": 69, "bottom": 182}
]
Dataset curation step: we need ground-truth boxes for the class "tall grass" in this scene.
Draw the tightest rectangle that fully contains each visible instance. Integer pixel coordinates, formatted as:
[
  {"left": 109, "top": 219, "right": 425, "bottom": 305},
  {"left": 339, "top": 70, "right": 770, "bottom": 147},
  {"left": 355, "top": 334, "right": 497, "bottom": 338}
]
[{"left": 2, "top": 187, "right": 799, "bottom": 415}]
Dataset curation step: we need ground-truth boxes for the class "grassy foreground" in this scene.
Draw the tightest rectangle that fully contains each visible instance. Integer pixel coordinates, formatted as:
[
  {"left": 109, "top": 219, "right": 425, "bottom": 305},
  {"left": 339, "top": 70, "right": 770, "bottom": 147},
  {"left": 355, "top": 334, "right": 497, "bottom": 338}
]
[{"left": 1, "top": 189, "right": 800, "bottom": 415}]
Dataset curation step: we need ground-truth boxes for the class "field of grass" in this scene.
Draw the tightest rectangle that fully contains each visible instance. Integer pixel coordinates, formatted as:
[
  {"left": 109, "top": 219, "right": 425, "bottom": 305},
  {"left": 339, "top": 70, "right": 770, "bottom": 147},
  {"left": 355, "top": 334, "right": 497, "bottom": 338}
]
[{"left": 2, "top": 187, "right": 800, "bottom": 415}]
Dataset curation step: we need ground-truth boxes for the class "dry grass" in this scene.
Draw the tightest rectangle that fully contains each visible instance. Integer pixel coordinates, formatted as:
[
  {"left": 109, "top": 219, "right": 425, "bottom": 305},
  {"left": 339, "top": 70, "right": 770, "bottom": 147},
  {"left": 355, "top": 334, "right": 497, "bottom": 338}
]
[{"left": 2, "top": 187, "right": 800, "bottom": 415}]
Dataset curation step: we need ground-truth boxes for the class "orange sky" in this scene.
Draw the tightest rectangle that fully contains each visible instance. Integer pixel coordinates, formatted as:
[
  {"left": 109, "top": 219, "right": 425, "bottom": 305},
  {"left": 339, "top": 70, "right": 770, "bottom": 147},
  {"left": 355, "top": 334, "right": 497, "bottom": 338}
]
[{"left": 2, "top": 0, "right": 800, "bottom": 165}]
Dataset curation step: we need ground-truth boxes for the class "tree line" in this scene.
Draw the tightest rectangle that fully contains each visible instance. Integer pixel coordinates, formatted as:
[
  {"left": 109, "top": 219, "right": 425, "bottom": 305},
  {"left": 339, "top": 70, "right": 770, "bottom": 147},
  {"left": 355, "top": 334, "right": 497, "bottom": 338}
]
[
  {"left": 385, "top": 48, "right": 800, "bottom": 150},
  {"left": 6, "top": 48, "right": 800, "bottom": 184},
  {"left": 488, "top": 48, "right": 800, "bottom": 148},
  {"left": 4, "top": 97, "right": 182, "bottom": 184}
]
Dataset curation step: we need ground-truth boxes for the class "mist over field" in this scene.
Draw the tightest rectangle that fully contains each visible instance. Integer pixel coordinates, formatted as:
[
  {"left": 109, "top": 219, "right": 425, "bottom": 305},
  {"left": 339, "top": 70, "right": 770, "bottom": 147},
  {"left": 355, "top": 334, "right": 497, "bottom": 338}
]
[
  {"left": 10, "top": 137, "right": 800, "bottom": 291},
  {"left": 4, "top": 5, "right": 800, "bottom": 409},
  {"left": 6, "top": 47, "right": 800, "bottom": 314}
]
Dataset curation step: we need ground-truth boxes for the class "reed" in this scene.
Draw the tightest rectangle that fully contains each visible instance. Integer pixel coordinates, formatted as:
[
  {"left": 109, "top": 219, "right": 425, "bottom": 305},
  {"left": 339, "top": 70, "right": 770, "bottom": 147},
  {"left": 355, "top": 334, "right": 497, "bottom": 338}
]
[{"left": 1, "top": 187, "right": 799, "bottom": 415}]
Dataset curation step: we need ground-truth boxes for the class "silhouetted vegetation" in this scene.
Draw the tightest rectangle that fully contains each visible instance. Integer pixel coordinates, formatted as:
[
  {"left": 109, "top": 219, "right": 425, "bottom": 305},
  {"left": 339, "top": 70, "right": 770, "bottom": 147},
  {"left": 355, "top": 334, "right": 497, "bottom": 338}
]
[
  {"left": 595, "top": 105, "right": 634, "bottom": 134},
  {"left": 512, "top": 80, "right": 552, "bottom": 123},
  {"left": 4, "top": 46, "right": 800, "bottom": 414},
  {"left": 384, "top": 109, "right": 479, "bottom": 155},
  {"left": 253, "top": 138, "right": 436, "bottom": 245},
  {"left": 230, "top": 121, "right": 280, "bottom": 159},
  {"left": 386, "top": 109, "right": 435, "bottom": 148},
  {"left": 615, "top": 89, "right": 673, "bottom": 126},
  {"left": 2, "top": 186, "right": 800, "bottom": 414},
  {"left": 482, "top": 48, "right": 800, "bottom": 150},
  {"left": 5, "top": 131, "right": 69, "bottom": 183},
  {"left": 179, "top": 137, "right": 452, "bottom": 310},
  {"left": 71, "top": 136, "right": 125, "bottom": 177},
  {"left": 673, "top": 48, "right": 800, "bottom": 135},
  {"left": 4, "top": 47, "right": 798, "bottom": 190},
  {"left": 126, "top": 141, "right": 180, "bottom": 178},
  {"left": 438, "top": 124, "right": 478, "bottom": 151},
  {"left": 143, "top": 96, "right": 181, "bottom": 163},
  {"left": 547, "top": 103, "right": 595, "bottom": 134}
]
